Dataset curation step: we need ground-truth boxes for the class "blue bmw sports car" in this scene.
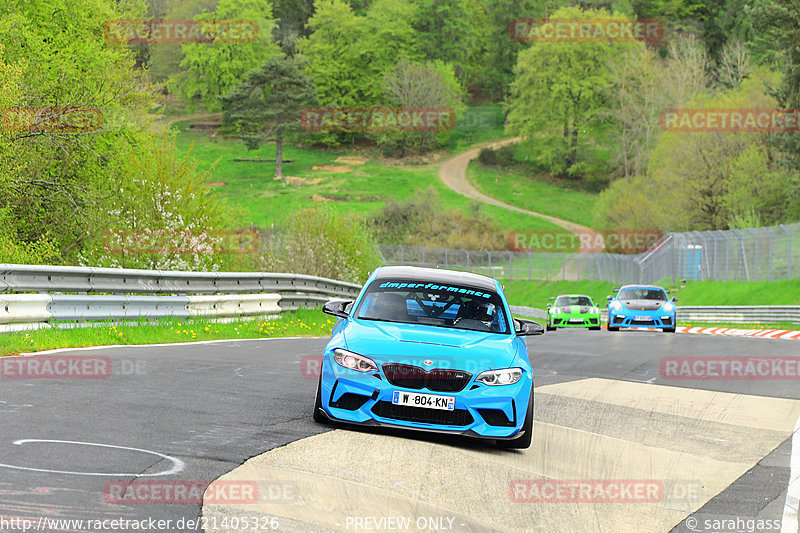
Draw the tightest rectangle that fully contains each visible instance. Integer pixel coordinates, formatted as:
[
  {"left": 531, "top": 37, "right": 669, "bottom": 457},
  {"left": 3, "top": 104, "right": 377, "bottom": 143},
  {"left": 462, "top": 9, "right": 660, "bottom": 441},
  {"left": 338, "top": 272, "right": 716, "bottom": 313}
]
[{"left": 314, "top": 266, "right": 543, "bottom": 449}]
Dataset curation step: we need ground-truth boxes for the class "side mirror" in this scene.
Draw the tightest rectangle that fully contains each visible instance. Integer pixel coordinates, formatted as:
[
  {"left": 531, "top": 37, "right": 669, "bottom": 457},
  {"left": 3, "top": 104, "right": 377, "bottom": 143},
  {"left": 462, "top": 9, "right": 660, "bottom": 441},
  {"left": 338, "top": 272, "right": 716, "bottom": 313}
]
[
  {"left": 606, "top": 295, "right": 612, "bottom": 301},
  {"left": 546, "top": 303, "right": 551, "bottom": 308},
  {"left": 515, "top": 318, "right": 545, "bottom": 336},
  {"left": 671, "top": 297, "right": 678, "bottom": 303},
  {"left": 323, "top": 299, "right": 352, "bottom": 319}
]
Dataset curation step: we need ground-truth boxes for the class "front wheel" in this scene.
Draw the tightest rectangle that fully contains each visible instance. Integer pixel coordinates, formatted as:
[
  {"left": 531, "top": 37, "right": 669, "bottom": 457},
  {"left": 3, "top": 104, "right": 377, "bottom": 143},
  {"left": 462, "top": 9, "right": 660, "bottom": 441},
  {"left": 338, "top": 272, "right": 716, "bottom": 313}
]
[
  {"left": 607, "top": 325, "right": 619, "bottom": 332},
  {"left": 313, "top": 374, "right": 328, "bottom": 424},
  {"left": 664, "top": 326, "right": 676, "bottom": 333},
  {"left": 589, "top": 325, "right": 601, "bottom": 330},
  {"left": 497, "top": 388, "right": 534, "bottom": 450}
]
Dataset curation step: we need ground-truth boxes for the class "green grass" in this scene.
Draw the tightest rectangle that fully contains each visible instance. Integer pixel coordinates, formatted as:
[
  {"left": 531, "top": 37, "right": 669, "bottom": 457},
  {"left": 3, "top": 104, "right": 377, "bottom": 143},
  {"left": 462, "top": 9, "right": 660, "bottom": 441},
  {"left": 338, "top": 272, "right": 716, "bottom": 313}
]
[
  {"left": 468, "top": 161, "right": 599, "bottom": 229},
  {"left": 676, "top": 321, "right": 799, "bottom": 330},
  {"left": 175, "top": 126, "right": 562, "bottom": 234},
  {"left": 502, "top": 279, "right": 800, "bottom": 308},
  {"left": 444, "top": 105, "right": 508, "bottom": 153},
  {"left": 657, "top": 280, "right": 800, "bottom": 306},
  {"left": 0, "top": 309, "right": 334, "bottom": 357}
]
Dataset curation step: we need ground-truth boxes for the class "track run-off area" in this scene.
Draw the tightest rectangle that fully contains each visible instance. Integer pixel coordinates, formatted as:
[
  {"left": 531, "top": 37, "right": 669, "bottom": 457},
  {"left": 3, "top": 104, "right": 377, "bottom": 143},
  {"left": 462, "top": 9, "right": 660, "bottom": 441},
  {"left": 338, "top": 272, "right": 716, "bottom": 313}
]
[{"left": 0, "top": 331, "right": 798, "bottom": 533}]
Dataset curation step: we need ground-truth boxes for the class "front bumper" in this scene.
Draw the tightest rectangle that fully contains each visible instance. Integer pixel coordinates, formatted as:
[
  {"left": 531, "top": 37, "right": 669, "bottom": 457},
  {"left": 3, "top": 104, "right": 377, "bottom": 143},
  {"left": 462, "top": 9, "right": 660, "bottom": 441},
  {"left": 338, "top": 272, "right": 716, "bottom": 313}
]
[
  {"left": 608, "top": 309, "right": 674, "bottom": 328},
  {"left": 319, "top": 358, "right": 532, "bottom": 439},
  {"left": 549, "top": 314, "right": 600, "bottom": 327}
]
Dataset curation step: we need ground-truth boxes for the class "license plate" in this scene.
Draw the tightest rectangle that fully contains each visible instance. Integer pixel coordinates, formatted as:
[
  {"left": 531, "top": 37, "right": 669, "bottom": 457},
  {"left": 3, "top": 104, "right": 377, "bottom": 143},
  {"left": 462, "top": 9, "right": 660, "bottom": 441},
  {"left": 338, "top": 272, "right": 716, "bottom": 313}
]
[
  {"left": 634, "top": 316, "right": 650, "bottom": 321},
  {"left": 392, "top": 391, "right": 455, "bottom": 411},
  {"left": 569, "top": 318, "right": 583, "bottom": 323}
]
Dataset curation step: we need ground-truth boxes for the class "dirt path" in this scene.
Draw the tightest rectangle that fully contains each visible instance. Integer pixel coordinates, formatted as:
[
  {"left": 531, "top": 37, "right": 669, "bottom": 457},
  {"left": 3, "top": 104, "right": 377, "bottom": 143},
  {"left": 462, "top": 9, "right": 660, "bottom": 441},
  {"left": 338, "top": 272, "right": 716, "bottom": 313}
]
[{"left": 438, "top": 137, "right": 595, "bottom": 235}]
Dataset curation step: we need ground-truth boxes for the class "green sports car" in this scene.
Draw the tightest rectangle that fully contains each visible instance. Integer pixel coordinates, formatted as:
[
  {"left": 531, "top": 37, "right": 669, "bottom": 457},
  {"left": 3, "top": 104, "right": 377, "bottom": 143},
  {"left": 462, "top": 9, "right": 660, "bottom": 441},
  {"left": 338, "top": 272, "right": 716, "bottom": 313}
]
[{"left": 546, "top": 294, "right": 602, "bottom": 331}]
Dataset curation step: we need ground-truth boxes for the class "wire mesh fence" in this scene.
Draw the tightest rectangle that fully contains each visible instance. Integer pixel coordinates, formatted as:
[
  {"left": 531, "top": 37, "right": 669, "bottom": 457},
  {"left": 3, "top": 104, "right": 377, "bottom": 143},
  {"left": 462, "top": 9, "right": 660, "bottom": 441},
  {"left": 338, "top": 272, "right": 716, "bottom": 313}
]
[{"left": 379, "top": 223, "right": 799, "bottom": 284}]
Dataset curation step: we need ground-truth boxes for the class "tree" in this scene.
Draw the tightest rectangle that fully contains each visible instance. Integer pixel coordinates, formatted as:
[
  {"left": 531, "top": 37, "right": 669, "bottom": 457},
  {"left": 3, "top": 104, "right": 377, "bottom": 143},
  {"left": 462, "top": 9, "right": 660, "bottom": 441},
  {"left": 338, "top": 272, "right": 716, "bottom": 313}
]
[
  {"left": 378, "top": 59, "right": 465, "bottom": 156},
  {"left": 0, "top": 0, "right": 156, "bottom": 258},
  {"left": 507, "top": 7, "right": 636, "bottom": 178},
  {"left": 752, "top": 0, "right": 800, "bottom": 171},
  {"left": 171, "top": 0, "right": 279, "bottom": 111},
  {"left": 412, "top": 0, "right": 480, "bottom": 86},
  {"left": 221, "top": 54, "right": 318, "bottom": 178},
  {"left": 596, "top": 69, "right": 799, "bottom": 231},
  {"left": 298, "top": 0, "right": 366, "bottom": 107},
  {"left": 609, "top": 36, "right": 709, "bottom": 179},
  {"left": 473, "top": 0, "right": 542, "bottom": 100}
]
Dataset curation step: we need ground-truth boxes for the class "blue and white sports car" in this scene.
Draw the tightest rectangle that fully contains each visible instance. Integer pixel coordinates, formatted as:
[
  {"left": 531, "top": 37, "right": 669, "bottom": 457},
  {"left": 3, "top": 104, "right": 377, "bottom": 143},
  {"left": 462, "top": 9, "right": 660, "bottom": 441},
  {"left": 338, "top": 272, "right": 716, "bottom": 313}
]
[
  {"left": 606, "top": 284, "right": 678, "bottom": 332},
  {"left": 314, "top": 266, "right": 543, "bottom": 449}
]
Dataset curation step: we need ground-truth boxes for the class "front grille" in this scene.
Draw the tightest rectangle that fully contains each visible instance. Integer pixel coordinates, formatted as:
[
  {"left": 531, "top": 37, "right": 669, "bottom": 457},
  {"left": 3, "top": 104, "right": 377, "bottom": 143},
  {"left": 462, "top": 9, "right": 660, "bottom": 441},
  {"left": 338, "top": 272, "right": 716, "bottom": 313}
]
[
  {"left": 330, "top": 392, "right": 370, "bottom": 411},
  {"left": 631, "top": 319, "right": 655, "bottom": 326},
  {"left": 477, "top": 408, "right": 515, "bottom": 427},
  {"left": 382, "top": 364, "right": 472, "bottom": 393},
  {"left": 613, "top": 316, "right": 625, "bottom": 324},
  {"left": 372, "top": 401, "right": 473, "bottom": 426}
]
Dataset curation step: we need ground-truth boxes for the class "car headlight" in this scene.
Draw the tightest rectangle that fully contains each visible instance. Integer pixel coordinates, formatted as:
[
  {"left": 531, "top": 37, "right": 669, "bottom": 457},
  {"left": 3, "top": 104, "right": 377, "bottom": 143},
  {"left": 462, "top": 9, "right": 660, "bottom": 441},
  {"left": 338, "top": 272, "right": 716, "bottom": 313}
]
[
  {"left": 333, "top": 349, "right": 378, "bottom": 372},
  {"left": 476, "top": 367, "right": 523, "bottom": 386},
  {"left": 610, "top": 301, "right": 623, "bottom": 311},
  {"left": 663, "top": 302, "right": 675, "bottom": 312},
  {"left": 590, "top": 307, "right": 599, "bottom": 314},
  {"left": 551, "top": 308, "right": 561, "bottom": 315}
]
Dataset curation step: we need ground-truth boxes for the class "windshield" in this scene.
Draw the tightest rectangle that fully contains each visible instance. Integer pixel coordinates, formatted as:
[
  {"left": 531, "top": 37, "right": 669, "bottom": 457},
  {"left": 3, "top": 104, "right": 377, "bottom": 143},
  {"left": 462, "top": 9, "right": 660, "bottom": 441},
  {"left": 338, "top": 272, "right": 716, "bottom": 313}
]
[
  {"left": 355, "top": 279, "right": 510, "bottom": 334},
  {"left": 555, "top": 296, "right": 594, "bottom": 307},
  {"left": 617, "top": 288, "right": 667, "bottom": 301}
]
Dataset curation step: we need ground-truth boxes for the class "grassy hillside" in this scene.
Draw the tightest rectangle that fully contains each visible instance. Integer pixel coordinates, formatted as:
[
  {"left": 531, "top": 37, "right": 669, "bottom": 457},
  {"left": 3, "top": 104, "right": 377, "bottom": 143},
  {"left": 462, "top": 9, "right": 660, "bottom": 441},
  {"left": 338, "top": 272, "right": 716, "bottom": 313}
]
[
  {"left": 502, "top": 279, "right": 800, "bottom": 308},
  {"left": 468, "top": 160, "right": 599, "bottom": 229},
  {"left": 175, "top": 126, "right": 563, "bottom": 235}
]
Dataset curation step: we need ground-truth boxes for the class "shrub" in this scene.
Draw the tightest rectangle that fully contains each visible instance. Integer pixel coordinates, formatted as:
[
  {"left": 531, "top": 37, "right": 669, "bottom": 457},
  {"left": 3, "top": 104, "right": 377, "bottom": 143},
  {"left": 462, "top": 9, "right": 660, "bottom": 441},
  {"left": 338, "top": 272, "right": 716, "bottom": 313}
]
[{"left": 259, "top": 206, "right": 382, "bottom": 283}]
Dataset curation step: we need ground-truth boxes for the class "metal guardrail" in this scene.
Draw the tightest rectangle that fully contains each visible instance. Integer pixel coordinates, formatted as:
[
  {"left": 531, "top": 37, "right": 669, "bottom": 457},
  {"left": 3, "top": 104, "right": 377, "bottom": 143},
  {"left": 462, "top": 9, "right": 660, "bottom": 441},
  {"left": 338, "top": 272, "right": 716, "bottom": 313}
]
[
  {"left": 0, "top": 264, "right": 362, "bottom": 330},
  {"left": 0, "top": 264, "right": 361, "bottom": 296},
  {"left": 0, "top": 264, "right": 797, "bottom": 330}
]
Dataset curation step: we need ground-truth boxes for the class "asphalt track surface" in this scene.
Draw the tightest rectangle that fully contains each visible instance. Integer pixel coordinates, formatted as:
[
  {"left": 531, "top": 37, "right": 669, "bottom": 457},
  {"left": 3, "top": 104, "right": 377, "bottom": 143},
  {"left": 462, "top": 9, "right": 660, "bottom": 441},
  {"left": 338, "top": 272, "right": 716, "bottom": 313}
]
[{"left": 0, "top": 331, "right": 799, "bottom": 532}]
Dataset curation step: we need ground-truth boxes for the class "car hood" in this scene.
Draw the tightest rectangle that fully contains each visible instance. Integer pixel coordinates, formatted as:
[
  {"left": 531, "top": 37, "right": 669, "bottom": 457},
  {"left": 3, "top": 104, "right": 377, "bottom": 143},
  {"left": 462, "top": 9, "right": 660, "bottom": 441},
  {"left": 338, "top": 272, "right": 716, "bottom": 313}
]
[
  {"left": 620, "top": 299, "right": 666, "bottom": 311},
  {"left": 556, "top": 305, "right": 594, "bottom": 314},
  {"left": 343, "top": 319, "right": 518, "bottom": 372}
]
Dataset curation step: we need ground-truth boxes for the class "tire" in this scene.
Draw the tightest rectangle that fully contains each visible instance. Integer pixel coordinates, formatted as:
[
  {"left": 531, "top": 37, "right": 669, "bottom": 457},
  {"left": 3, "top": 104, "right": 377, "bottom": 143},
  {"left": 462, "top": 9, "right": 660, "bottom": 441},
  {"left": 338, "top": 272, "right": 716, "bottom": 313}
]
[
  {"left": 589, "top": 326, "right": 601, "bottom": 330},
  {"left": 607, "top": 325, "right": 619, "bottom": 332},
  {"left": 313, "top": 374, "right": 328, "bottom": 424},
  {"left": 498, "top": 388, "right": 534, "bottom": 450},
  {"left": 546, "top": 323, "right": 556, "bottom": 331},
  {"left": 664, "top": 326, "right": 676, "bottom": 333}
]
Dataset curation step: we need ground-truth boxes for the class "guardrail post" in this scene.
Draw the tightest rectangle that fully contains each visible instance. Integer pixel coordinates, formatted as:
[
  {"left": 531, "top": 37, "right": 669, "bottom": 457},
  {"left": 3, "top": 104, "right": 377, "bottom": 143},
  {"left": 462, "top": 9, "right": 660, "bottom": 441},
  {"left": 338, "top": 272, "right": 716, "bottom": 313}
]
[
  {"left": 747, "top": 228, "right": 759, "bottom": 281},
  {"left": 545, "top": 253, "right": 549, "bottom": 281},
  {"left": 769, "top": 230, "right": 774, "bottom": 281},
  {"left": 781, "top": 224, "right": 792, "bottom": 279},
  {"left": 528, "top": 252, "right": 532, "bottom": 281}
]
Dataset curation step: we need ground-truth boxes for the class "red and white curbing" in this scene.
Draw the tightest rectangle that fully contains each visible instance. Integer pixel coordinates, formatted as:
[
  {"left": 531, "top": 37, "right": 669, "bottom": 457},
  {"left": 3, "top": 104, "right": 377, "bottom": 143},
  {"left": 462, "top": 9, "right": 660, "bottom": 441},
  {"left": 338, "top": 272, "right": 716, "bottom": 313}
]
[{"left": 677, "top": 326, "right": 800, "bottom": 340}]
